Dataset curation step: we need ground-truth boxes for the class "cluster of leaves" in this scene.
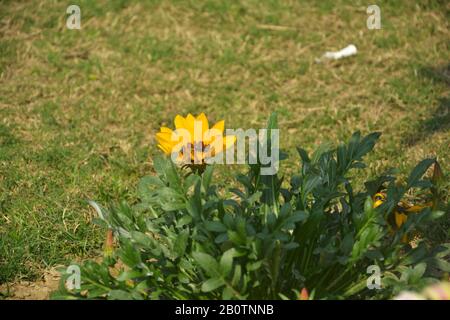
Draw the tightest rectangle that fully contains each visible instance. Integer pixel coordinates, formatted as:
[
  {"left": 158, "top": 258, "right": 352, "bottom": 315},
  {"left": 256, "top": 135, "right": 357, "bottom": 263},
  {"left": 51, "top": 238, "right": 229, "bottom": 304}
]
[{"left": 53, "top": 114, "right": 449, "bottom": 300}]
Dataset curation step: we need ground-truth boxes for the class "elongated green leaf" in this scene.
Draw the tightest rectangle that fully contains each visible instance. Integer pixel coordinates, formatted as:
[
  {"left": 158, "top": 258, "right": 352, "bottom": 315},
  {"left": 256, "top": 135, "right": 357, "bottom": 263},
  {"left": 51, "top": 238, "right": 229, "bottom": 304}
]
[
  {"left": 109, "top": 290, "right": 133, "bottom": 300},
  {"left": 174, "top": 229, "right": 189, "bottom": 257},
  {"left": 220, "top": 248, "right": 236, "bottom": 276},
  {"left": 407, "top": 158, "right": 435, "bottom": 188},
  {"left": 202, "top": 165, "right": 214, "bottom": 191},
  {"left": 201, "top": 278, "right": 225, "bottom": 292},
  {"left": 205, "top": 221, "right": 227, "bottom": 232},
  {"left": 193, "top": 252, "right": 221, "bottom": 277}
]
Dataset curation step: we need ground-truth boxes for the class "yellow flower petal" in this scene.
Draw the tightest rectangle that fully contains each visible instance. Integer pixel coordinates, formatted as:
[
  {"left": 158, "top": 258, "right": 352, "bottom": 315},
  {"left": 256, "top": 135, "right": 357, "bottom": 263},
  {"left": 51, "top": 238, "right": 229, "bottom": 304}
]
[
  {"left": 373, "top": 200, "right": 384, "bottom": 208},
  {"left": 185, "top": 114, "right": 196, "bottom": 142},
  {"left": 186, "top": 113, "right": 195, "bottom": 127},
  {"left": 174, "top": 115, "right": 186, "bottom": 129},
  {"left": 211, "top": 120, "right": 225, "bottom": 134},
  {"left": 156, "top": 132, "right": 177, "bottom": 144},
  {"left": 160, "top": 126, "right": 173, "bottom": 134},
  {"left": 196, "top": 113, "right": 209, "bottom": 133},
  {"left": 395, "top": 212, "right": 408, "bottom": 228},
  {"left": 157, "top": 144, "right": 171, "bottom": 155}
]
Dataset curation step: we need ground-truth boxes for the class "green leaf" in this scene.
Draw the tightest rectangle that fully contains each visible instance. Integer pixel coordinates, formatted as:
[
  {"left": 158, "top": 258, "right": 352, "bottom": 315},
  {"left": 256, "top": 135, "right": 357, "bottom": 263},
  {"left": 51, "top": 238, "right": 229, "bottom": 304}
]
[
  {"left": 409, "top": 262, "right": 427, "bottom": 282},
  {"left": 118, "top": 239, "right": 142, "bottom": 268},
  {"left": 433, "top": 244, "right": 450, "bottom": 259},
  {"left": 364, "top": 196, "right": 374, "bottom": 213},
  {"left": 311, "top": 142, "right": 332, "bottom": 164},
  {"left": 117, "top": 270, "right": 143, "bottom": 282},
  {"left": 342, "top": 278, "right": 368, "bottom": 297},
  {"left": 228, "top": 230, "right": 245, "bottom": 245},
  {"left": 193, "top": 252, "right": 221, "bottom": 277},
  {"left": 247, "top": 260, "right": 262, "bottom": 271},
  {"left": 231, "top": 265, "right": 242, "bottom": 286},
  {"left": 174, "top": 229, "right": 189, "bottom": 257},
  {"left": 205, "top": 221, "right": 227, "bottom": 233},
  {"left": 287, "top": 211, "right": 309, "bottom": 224},
  {"left": 429, "top": 258, "right": 450, "bottom": 272},
  {"left": 201, "top": 278, "right": 225, "bottom": 292},
  {"left": 130, "top": 231, "right": 152, "bottom": 247},
  {"left": 304, "top": 176, "right": 321, "bottom": 195},
  {"left": 246, "top": 191, "right": 262, "bottom": 205},
  {"left": 340, "top": 233, "right": 354, "bottom": 254},
  {"left": 186, "top": 180, "right": 203, "bottom": 217},
  {"left": 215, "top": 233, "right": 228, "bottom": 243},
  {"left": 296, "top": 147, "right": 310, "bottom": 164},
  {"left": 158, "top": 187, "right": 185, "bottom": 211},
  {"left": 222, "top": 286, "right": 234, "bottom": 299},
  {"left": 202, "top": 165, "right": 214, "bottom": 191},
  {"left": 354, "top": 132, "right": 381, "bottom": 160},
  {"left": 109, "top": 290, "right": 133, "bottom": 300},
  {"left": 220, "top": 249, "right": 236, "bottom": 276},
  {"left": 428, "top": 210, "right": 445, "bottom": 220},
  {"left": 407, "top": 158, "right": 435, "bottom": 188},
  {"left": 166, "top": 160, "right": 182, "bottom": 187},
  {"left": 267, "top": 112, "right": 278, "bottom": 131},
  {"left": 152, "top": 156, "right": 167, "bottom": 177},
  {"left": 177, "top": 215, "right": 192, "bottom": 228},
  {"left": 183, "top": 174, "right": 200, "bottom": 191}
]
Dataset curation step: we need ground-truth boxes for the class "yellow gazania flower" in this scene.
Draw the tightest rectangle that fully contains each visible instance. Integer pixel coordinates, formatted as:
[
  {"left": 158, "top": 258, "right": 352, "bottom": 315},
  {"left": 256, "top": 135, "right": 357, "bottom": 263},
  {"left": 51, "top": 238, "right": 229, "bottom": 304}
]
[
  {"left": 372, "top": 191, "right": 431, "bottom": 243},
  {"left": 155, "top": 113, "right": 236, "bottom": 166}
]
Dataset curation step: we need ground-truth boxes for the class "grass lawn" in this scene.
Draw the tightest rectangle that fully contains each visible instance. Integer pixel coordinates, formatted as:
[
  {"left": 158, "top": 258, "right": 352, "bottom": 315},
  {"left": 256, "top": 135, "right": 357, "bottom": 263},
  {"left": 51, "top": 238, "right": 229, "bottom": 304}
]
[{"left": 0, "top": 0, "right": 448, "bottom": 284}]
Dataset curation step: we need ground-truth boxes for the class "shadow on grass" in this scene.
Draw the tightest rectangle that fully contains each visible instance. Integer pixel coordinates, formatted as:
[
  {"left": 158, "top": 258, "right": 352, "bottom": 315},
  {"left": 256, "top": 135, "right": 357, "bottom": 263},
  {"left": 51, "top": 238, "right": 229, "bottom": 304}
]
[{"left": 402, "top": 64, "right": 450, "bottom": 146}]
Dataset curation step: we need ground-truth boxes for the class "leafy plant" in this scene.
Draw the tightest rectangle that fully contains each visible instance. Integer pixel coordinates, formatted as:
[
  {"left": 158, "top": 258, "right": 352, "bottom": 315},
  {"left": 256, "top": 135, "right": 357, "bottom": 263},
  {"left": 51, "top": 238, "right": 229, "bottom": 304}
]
[{"left": 53, "top": 114, "right": 449, "bottom": 300}]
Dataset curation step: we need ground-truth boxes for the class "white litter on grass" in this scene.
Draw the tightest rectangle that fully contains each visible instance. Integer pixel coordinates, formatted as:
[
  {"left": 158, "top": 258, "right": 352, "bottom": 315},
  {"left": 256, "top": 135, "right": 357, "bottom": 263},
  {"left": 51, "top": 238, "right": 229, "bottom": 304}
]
[{"left": 315, "top": 44, "right": 357, "bottom": 63}]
